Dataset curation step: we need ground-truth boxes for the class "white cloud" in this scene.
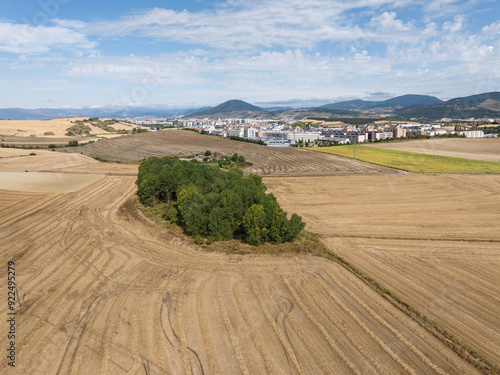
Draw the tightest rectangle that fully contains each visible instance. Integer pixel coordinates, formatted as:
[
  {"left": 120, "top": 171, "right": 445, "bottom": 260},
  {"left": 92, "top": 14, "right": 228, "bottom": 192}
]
[
  {"left": 482, "top": 21, "right": 500, "bottom": 38},
  {"left": 63, "top": 48, "right": 393, "bottom": 100},
  {"left": 54, "top": 1, "right": 418, "bottom": 50},
  {"left": 442, "top": 14, "right": 464, "bottom": 33},
  {"left": 0, "top": 22, "right": 96, "bottom": 54},
  {"left": 369, "top": 12, "right": 413, "bottom": 32},
  {"left": 1, "top": 0, "right": 499, "bottom": 106}
]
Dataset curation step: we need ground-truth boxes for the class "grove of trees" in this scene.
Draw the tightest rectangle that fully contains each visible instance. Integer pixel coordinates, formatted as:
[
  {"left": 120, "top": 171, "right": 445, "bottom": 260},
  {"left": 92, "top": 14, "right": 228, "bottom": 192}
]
[{"left": 137, "top": 157, "right": 305, "bottom": 245}]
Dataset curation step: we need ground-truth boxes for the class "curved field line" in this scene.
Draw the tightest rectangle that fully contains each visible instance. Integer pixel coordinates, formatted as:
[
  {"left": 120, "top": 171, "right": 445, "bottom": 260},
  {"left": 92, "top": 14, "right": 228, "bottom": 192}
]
[
  {"left": 300, "top": 274, "right": 391, "bottom": 375},
  {"left": 215, "top": 275, "right": 251, "bottom": 375},
  {"left": 324, "top": 270, "right": 450, "bottom": 375},
  {"left": 248, "top": 279, "right": 304, "bottom": 375},
  {"left": 232, "top": 278, "right": 276, "bottom": 375},
  {"left": 195, "top": 274, "right": 220, "bottom": 375},
  {"left": 281, "top": 277, "right": 363, "bottom": 375}
]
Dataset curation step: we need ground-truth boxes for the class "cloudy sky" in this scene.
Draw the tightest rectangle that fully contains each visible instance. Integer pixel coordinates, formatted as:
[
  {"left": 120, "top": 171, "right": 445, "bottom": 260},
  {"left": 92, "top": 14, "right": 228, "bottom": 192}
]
[{"left": 0, "top": 0, "right": 499, "bottom": 109}]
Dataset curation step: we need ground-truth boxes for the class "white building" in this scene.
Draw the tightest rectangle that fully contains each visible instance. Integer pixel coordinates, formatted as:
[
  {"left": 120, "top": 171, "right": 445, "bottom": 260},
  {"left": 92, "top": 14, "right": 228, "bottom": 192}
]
[
  {"left": 227, "top": 128, "right": 244, "bottom": 137},
  {"left": 244, "top": 127, "right": 257, "bottom": 138},
  {"left": 286, "top": 131, "right": 320, "bottom": 142},
  {"left": 459, "top": 130, "right": 484, "bottom": 138},
  {"left": 264, "top": 139, "right": 294, "bottom": 147},
  {"left": 426, "top": 130, "right": 448, "bottom": 136}
]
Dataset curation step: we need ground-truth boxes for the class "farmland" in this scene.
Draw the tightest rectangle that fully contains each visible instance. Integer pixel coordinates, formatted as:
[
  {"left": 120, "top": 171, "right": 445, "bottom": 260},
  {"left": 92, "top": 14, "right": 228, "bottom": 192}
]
[
  {"left": 0, "top": 117, "right": 145, "bottom": 145},
  {"left": 68, "top": 129, "right": 401, "bottom": 176},
  {"left": 367, "top": 138, "right": 500, "bottom": 163},
  {"left": 0, "top": 148, "right": 138, "bottom": 175},
  {"left": 1, "top": 136, "right": 99, "bottom": 148},
  {"left": 0, "top": 150, "right": 481, "bottom": 374},
  {"left": 265, "top": 174, "right": 500, "bottom": 371},
  {"left": 310, "top": 144, "right": 500, "bottom": 173}
]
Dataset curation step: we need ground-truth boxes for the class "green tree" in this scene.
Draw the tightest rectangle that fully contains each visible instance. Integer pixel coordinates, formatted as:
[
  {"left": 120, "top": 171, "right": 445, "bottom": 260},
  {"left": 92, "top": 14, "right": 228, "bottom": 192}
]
[
  {"left": 208, "top": 206, "right": 233, "bottom": 240},
  {"left": 260, "top": 194, "right": 289, "bottom": 243},
  {"left": 286, "top": 213, "right": 305, "bottom": 241},
  {"left": 205, "top": 150, "right": 212, "bottom": 156},
  {"left": 177, "top": 185, "right": 207, "bottom": 236},
  {"left": 247, "top": 174, "right": 266, "bottom": 192},
  {"left": 243, "top": 204, "right": 267, "bottom": 246},
  {"left": 138, "top": 175, "right": 161, "bottom": 206},
  {"left": 231, "top": 153, "right": 239, "bottom": 162},
  {"left": 136, "top": 156, "right": 305, "bottom": 245}
]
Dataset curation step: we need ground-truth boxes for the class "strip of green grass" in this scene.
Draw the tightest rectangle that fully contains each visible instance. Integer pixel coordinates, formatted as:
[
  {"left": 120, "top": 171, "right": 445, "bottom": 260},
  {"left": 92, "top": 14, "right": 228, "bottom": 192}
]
[{"left": 310, "top": 145, "right": 500, "bottom": 173}]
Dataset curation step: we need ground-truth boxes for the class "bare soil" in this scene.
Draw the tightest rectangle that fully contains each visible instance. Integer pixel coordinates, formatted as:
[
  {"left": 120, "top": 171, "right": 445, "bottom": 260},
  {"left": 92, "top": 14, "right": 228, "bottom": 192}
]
[
  {"left": 265, "top": 174, "right": 500, "bottom": 369},
  {"left": 367, "top": 138, "right": 500, "bottom": 163},
  {"left": 0, "top": 155, "right": 478, "bottom": 374}
]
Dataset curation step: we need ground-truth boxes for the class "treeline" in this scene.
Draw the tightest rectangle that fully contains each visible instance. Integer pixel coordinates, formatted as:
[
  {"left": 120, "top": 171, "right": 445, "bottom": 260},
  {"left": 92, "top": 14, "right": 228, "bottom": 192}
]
[
  {"left": 137, "top": 157, "right": 305, "bottom": 245},
  {"left": 228, "top": 135, "right": 266, "bottom": 145},
  {"left": 480, "top": 125, "right": 500, "bottom": 134}
]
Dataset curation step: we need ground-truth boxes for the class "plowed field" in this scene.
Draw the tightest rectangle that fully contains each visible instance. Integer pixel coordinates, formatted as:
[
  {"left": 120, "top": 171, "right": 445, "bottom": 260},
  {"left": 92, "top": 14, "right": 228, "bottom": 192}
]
[
  {"left": 265, "top": 174, "right": 500, "bottom": 370},
  {"left": 0, "top": 154, "right": 478, "bottom": 374},
  {"left": 67, "top": 129, "right": 401, "bottom": 176}
]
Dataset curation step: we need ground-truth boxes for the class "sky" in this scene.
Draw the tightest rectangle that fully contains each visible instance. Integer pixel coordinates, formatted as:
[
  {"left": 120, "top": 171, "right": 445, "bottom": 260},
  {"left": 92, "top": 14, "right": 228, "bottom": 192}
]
[{"left": 0, "top": 0, "right": 499, "bottom": 109}]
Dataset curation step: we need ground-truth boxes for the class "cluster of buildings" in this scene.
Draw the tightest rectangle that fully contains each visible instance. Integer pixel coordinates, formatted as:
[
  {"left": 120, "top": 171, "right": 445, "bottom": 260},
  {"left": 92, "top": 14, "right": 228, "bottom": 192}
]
[{"left": 174, "top": 119, "right": 491, "bottom": 147}]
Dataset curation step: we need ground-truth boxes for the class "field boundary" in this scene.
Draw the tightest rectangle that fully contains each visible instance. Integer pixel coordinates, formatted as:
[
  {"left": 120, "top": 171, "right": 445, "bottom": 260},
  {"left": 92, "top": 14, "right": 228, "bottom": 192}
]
[
  {"left": 327, "top": 234, "right": 500, "bottom": 243},
  {"left": 315, "top": 237, "right": 500, "bottom": 375}
]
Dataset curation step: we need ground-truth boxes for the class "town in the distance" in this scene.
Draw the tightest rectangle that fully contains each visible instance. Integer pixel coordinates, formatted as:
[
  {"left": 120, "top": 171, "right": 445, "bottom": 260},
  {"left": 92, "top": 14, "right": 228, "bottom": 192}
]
[{"left": 126, "top": 92, "right": 499, "bottom": 147}]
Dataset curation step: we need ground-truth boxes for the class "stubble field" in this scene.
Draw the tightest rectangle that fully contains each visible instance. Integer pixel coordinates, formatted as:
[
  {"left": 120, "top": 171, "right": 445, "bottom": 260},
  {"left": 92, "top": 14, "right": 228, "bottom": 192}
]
[
  {"left": 0, "top": 117, "right": 142, "bottom": 139},
  {"left": 0, "top": 149, "right": 479, "bottom": 374},
  {"left": 366, "top": 138, "right": 500, "bottom": 163},
  {"left": 265, "top": 174, "right": 500, "bottom": 371}
]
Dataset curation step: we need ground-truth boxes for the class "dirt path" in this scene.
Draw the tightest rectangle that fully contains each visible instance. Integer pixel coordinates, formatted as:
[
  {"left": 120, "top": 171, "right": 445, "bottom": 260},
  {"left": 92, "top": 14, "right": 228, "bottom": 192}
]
[{"left": 0, "top": 173, "right": 478, "bottom": 374}]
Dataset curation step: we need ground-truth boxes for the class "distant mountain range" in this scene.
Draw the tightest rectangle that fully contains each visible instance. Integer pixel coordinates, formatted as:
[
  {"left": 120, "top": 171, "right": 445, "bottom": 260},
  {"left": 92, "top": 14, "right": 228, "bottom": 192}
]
[
  {"left": 2, "top": 92, "right": 500, "bottom": 121},
  {"left": 321, "top": 94, "right": 443, "bottom": 112},
  {"left": 399, "top": 92, "right": 500, "bottom": 120},
  {"left": 185, "top": 93, "right": 500, "bottom": 120},
  {"left": 0, "top": 107, "right": 174, "bottom": 121}
]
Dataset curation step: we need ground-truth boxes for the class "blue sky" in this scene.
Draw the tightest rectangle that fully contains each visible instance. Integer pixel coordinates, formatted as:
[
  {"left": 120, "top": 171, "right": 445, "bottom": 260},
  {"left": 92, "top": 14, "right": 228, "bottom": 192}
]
[{"left": 0, "top": 0, "right": 499, "bottom": 109}]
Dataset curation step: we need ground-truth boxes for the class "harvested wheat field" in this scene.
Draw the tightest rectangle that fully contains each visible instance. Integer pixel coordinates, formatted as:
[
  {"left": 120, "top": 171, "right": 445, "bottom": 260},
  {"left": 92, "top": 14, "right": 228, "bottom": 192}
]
[
  {"left": 0, "top": 117, "right": 142, "bottom": 139},
  {"left": 265, "top": 174, "right": 500, "bottom": 371},
  {"left": 0, "top": 171, "right": 105, "bottom": 193},
  {"left": 0, "top": 157, "right": 480, "bottom": 374},
  {"left": 1, "top": 136, "right": 100, "bottom": 148},
  {"left": 0, "top": 148, "right": 138, "bottom": 175},
  {"left": 67, "top": 129, "right": 400, "bottom": 176},
  {"left": 367, "top": 138, "right": 500, "bottom": 163}
]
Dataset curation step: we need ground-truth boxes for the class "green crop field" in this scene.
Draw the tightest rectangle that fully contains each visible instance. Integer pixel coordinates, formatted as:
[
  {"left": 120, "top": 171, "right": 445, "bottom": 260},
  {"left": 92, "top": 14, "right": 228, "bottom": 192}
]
[{"left": 309, "top": 145, "right": 500, "bottom": 173}]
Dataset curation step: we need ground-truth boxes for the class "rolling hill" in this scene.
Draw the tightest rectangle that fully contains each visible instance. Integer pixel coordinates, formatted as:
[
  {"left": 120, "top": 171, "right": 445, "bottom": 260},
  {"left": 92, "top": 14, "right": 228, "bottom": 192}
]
[
  {"left": 187, "top": 99, "right": 271, "bottom": 119},
  {"left": 2, "top": 92, "right": 499, "bottom": 121},
  {"left": 399, "top": 92, "right": 500, "bottom": 120},
  {"left": 321, "top": 94, "right": 443, "bottom": 113}
]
